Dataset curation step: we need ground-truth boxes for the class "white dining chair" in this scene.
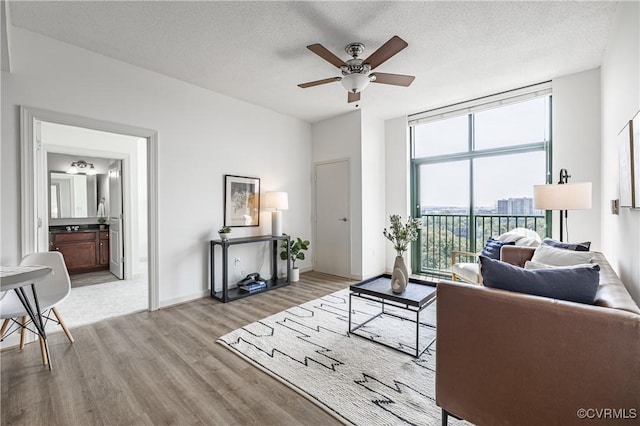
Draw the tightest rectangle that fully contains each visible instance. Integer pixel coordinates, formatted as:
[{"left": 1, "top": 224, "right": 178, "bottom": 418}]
[{"left": 0, "top": 252, "right": 74, "bottom": 365}]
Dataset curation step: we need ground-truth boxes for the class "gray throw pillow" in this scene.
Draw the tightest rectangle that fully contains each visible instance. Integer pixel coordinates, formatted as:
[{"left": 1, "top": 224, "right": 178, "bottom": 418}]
[
  {"left": 542, "top": 238, "right": 591, "bottom": 252},
  {"left": 480, "top": 256, "right": 600, "bottom": 304}
]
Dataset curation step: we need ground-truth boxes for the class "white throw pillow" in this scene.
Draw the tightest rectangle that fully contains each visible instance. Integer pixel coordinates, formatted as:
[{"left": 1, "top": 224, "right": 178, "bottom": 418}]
[
  {"left": 496, "top": 232, "right": 523, "bottom": 243},
  {"left": 497, "top": 228, "right": 542, "bottom": 246},
  {"left": 515, "top": 237, "right": 541, "bottom": 247},
  {"left": 524, "top": 260, "right": 596, "bottom": 270},
  {"left": 530, "top": 244, "right": 593, "bottom": 267}
]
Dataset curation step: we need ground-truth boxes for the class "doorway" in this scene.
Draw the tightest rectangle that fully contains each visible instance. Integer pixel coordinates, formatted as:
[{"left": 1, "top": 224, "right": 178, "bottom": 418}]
[
  {"left": 47, "top": 152, "right": 122, "bottom": 285},
  {"left": 20, "top": 107, "right": 159, "bottom": 317},
  {"left": 314, "top": 160, "right": 351, "bottom": 278},
  {"left": 38, "top": 121, "right": 148, "bottom": 327}
]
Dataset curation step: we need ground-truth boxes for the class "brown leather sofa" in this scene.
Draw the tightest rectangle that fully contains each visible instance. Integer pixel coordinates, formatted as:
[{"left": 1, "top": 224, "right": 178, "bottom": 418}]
[{"left": 436, "top": 247, "right": 640, "bottom": 425}]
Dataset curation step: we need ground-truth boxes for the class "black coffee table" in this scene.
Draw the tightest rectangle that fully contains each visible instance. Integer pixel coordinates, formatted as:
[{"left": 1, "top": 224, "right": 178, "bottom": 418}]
[{"left": 348, "top": 274, "right": 437, "bottom": 357}]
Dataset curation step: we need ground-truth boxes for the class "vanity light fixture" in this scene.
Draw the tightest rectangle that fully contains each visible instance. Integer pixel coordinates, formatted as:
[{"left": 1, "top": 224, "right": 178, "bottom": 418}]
[{"left": 66, "top": 160, "right": 97, "bottom": 175}]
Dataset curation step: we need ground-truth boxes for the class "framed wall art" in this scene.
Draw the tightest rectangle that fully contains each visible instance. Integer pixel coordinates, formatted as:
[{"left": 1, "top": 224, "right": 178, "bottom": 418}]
[
  {"left": 224, "top": 175, "right": 260, "bottom": 227},
  {"left": 633, "top": 110, "right": 640, "bottom": 208},
  {"left": 618, "top": 120, "right": 634, "bottom": 208}
]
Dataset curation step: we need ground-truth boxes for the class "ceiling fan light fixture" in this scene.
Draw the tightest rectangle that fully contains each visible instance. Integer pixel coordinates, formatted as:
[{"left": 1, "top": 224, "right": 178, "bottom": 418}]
[{"left": 341, "top": 73, "right": 370, "bottom": 94}]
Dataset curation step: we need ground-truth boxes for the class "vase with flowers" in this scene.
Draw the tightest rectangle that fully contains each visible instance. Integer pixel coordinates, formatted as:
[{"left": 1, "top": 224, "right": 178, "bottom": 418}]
[{"left": 383, "top": 214, "right": 421, "bottom": 293}]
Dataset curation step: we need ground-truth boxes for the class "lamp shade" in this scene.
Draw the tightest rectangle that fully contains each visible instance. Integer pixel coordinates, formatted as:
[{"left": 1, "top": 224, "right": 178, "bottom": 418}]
[
  {"left": 263, "top": 192, "right": 289, "bottom": 210},
  {"left": 341, "top": 73, "right": 370, "bottom": 93},
  {"left": 533, "top": 182, "right": 592, "bottom": 210}
]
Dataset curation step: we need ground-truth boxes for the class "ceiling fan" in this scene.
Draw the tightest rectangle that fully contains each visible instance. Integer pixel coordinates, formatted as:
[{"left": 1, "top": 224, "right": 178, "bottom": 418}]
[{"left": 298, "top": 35, "right": 415, "bottom": 103}]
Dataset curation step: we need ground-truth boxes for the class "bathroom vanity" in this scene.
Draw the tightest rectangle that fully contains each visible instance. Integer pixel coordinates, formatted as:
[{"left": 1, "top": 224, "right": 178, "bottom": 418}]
[{"left": 49, "top": 227, "right": 109, "bottom": 274}]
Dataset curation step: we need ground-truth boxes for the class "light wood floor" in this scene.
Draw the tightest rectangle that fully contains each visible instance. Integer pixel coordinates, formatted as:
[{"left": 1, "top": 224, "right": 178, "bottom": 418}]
[{"left": 1, "top": 271, "right": 353, "bottom": 426}]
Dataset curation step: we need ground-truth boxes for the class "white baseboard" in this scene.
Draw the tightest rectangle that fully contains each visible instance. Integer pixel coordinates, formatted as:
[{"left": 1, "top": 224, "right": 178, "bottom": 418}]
[{"left": 159, "top": 290, "right": 209, "bottom": 309}]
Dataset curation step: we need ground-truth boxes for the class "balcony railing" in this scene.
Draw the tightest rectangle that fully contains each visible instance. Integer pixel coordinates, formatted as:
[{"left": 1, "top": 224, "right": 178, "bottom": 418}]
[{"left": 418, "top": 214, "right": 547, "bottom": 277}]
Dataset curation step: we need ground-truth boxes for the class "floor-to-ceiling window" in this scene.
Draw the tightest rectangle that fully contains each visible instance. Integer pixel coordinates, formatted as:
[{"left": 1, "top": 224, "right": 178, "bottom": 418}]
[{"left": 410, "top": 85, "right": 552, "bottom": 276}]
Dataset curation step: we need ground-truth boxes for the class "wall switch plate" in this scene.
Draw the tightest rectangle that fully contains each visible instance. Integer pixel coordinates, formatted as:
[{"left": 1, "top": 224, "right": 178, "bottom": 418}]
[{"left": 611, "top": 199, "right": 620, "bottom": 215}]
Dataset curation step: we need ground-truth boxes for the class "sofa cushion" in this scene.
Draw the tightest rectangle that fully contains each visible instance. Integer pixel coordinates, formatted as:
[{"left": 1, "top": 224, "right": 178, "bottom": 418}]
[
  {"left": 530, "top": 244, "right": 593, "bottom": 266},
  {"left": 452, "top": 262, "right": 480, "bottom": 283},
  {"left": 480, "top": 237, "right": 515, "bottom": 260},
  {"left": 480, "top": 256, "right": 600, "bottom": 304},
  {"left": 542, "top": 238, "right": 591, "bottom": 251}
]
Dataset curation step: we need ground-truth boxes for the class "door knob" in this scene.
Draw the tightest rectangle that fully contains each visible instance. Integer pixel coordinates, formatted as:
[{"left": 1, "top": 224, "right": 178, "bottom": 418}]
[{"left": 338, "top": 217, "right": 348, "bottom": 222}]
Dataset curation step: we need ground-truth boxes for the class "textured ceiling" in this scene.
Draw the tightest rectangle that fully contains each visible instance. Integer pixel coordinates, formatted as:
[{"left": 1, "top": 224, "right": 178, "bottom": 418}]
[{"left": 8, "top": 1, "right": 618, "bottom": 123}]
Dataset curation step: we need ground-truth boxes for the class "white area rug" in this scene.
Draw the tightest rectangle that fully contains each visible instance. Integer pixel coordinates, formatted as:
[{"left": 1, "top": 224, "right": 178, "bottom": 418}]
[
  {"left": 218, "top": 288, "right": 468, "bottom": 426},
  {"left": 51, "top": 274, "right": 147, "bottom": 331}
]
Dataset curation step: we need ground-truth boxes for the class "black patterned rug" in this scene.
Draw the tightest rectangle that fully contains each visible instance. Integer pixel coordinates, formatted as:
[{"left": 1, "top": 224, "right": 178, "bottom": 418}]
[{"left": 218, "top": 289, "right": 469, "bottom": 426}]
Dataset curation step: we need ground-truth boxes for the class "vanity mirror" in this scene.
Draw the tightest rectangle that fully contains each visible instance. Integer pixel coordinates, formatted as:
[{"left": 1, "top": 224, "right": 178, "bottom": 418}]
[{"left": 49, "top": 171, "right": 102, "bottom": 219}]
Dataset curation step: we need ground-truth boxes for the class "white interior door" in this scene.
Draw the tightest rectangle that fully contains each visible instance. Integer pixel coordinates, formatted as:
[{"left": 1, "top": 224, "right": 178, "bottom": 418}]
[
  {"left": 315, "top": 160, "right": 350, "bottom": 278},
  {"left": 109, "top": 161, "right": 124, "bottom": 279}
]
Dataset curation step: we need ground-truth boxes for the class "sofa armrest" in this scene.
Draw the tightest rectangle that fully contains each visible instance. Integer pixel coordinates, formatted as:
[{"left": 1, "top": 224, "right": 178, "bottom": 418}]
[
  {"left": 436, "top": 280, "right": 640, "bottom": 426},
  {"left": 500, "top": 245, "right": 535, "bottom": 267}
]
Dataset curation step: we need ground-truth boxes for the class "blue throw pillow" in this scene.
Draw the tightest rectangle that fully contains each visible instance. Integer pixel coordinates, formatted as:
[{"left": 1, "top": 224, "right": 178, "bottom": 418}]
[
  {"left": 480, "top": 237, "right": 515, "bottom": 260},
  {"left": 480, "top": 256, "right": 600, "bottom": 304},
  {"left": 542, "top": 238, "right": 591, "bottom": 252}
]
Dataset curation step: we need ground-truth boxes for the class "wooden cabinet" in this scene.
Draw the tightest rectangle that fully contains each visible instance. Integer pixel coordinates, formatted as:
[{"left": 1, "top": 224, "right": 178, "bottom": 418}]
[
  {"left": 98, "top": 231, "right": 109, "bottom": 266},
  {"left": 50, "top": 229, "right": 110, "bottom": 274}
]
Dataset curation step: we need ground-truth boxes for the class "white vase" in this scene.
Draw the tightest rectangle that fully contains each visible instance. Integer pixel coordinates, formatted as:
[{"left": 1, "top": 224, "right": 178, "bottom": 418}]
[
  {"left": 290, "top": 267, "right": 300, "bottom": 282},
  {"left": 219, "top": 232, "right": 229, "bottom": 241},
  {"left": 391, "top": 255, "right": 409, "bottom": 294}
]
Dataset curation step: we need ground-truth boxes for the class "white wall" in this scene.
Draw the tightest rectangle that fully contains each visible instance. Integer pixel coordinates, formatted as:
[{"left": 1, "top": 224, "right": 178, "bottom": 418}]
[
  {"left": 361, "top": 112, "right": 386, "bottom": 279},
  {"left": 311, "top": 110, "right": 362, "bottom": 278},
  {"left": 1, "top": 27, "right": 312, "bottom": 307},
  {"left": 601, "top": 1, "right": 640, "bottom": 304},
  {"left": 311, "top": 109, "right": 390, "bottom": 279},
  {"left": 551, "top": 68, "right": 602, "bottom": 249},
  {"left": 384, "top": 117, "right": 410, "bottom": 272}
]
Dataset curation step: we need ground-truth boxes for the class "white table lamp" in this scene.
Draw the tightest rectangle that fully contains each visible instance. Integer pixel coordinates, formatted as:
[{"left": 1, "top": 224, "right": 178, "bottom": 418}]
[{"left": 264, "top": 192, "right": 288, "bottom": 236}]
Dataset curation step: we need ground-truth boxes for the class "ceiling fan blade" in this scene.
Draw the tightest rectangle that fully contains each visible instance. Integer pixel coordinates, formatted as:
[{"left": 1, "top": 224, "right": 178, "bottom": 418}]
[
  {"left": 307, "top": 44, "right": 347, "bottom": 68},
  {"left": 371, "top": 72, "right": 415, "bottom": 87},
  {"left": 364, "top": 36, "right": 408, "bottom": 70},
  {"left": 298, "top": 77, "right": 341, "bottom": 88},
  {"left": 348, "top": 91, "right": 360, "bottom": 103}
]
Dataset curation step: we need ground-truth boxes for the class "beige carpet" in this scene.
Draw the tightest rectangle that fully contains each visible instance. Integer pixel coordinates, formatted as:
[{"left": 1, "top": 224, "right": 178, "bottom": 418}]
[{"left": 50, "top": 274, "right": 147, "bottom": 331}]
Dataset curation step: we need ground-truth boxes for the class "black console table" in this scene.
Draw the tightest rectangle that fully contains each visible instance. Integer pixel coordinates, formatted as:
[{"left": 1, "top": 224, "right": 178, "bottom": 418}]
[{"left": 210, "top": 235, "right": 290, "bottom": 302}]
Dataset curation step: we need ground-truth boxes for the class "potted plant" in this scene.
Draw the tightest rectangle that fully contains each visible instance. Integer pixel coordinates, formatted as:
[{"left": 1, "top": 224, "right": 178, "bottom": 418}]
[
  {"left": 280, "top": 236, "right": 310, "bottom": 282},
  {"left": 383, "top": 214, "right": 421, "bottom": 293},
  {"left": 218, "top": 226, "right": 232, "bottom": 241},
  {"left": 98, "top": 216, "right": 106, "bottom": 230}
]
